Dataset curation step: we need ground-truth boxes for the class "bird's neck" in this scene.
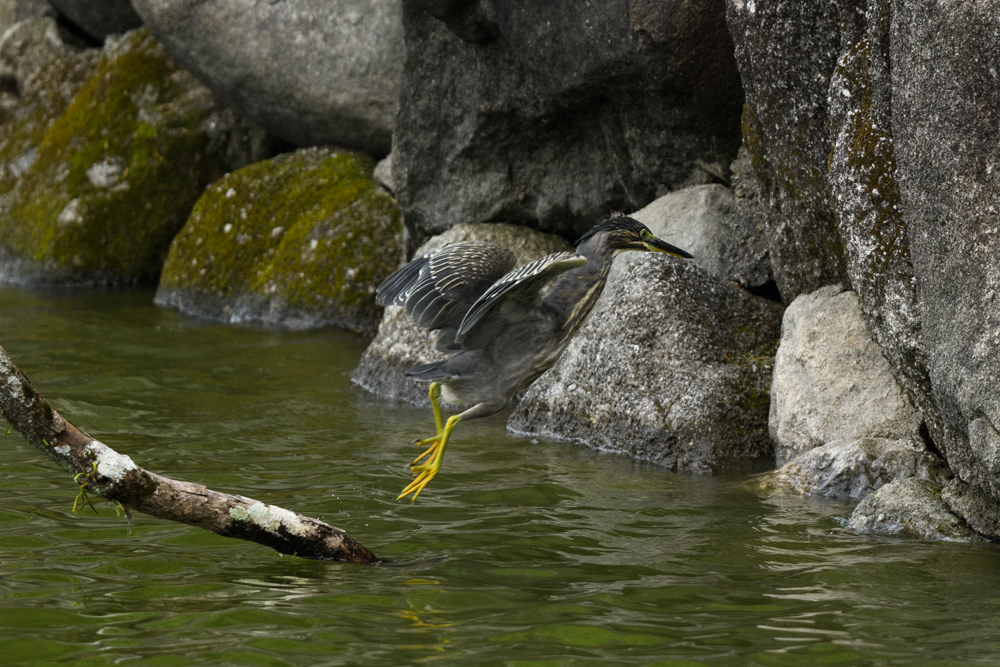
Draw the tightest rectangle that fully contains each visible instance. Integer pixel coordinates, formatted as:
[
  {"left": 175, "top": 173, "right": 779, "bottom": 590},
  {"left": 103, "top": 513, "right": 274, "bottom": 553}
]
[{"left": 544, "top": 239, "right": 616, "bottom": 337}]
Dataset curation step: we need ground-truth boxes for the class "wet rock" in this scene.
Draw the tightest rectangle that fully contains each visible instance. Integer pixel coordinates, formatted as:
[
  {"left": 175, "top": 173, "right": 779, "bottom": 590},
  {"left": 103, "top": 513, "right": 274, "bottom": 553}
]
[
  {"left": 941, "top": 480, "right": 1000, "bottom": 540},
  {"left": 155, "top": 147, "right": 401, "bottom": 335},
  {"left": 395, "top": 0, "right": 744, "bottom": 241},
  {"left": 630, "top": 178, "right": 770, "bottom": 290},
  {"left": 352, "top": 224, "right": 572, "bottom": 405},
  {"left": 890, "top": 0, "right": 1000, "bottom": 509},
  {"left": 762, "top": 437, "right": 951, "bottom": 501},
  {"left": 769, "top": 285, "right": 922, "bottom": 465},
  {"left": 131, "top": 0, "right": 404, "bottom": 154},
  {"left": 847, "top": 478, "right": 976, "bottom": 541},
  {"left": 49, "top": 0, "right": 143, "bottom": 42},
  {"left": 0, "top": 24, "right": 276, "bottom": 285},
  {"left": 724, "top": 0, "right": 861, "bottom": 302},
  {"left": 508, "top": 257, "right": 782, "bottom": 472}
]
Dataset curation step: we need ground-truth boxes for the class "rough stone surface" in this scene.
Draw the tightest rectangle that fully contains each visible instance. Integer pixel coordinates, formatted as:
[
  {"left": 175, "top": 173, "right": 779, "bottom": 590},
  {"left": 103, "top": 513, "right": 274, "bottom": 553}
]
[
  {"left": 828, "top": 5, "right": 942, "bottom": 450},
  {"left": 155, "top": 147, "right": 401, "bottom": 335},
  {"left": 762, "top": 437, "right": 951, "bottom": 501},
  {"left": 394, "top": 0, "right": 744, "bottom": 242},
  {"left": 941, "top": 480, "right": 1000, "bottom": 541},
  {"left": 0, "top": 24, "right": 277, "bottom": 285},
  {"left": 508, "top": 257, "right": 783, "bottom": 473},
  {"left": 49, "top": 0, "right": 143, "bottom": 41},
  {"left": 725, "top": 0, "right": 862, "bottom": 302},
  {"left": 890, "top": 0, "right": 1000, "bottom": 510},
  {"left": 131, "top": 0, "right": 404, "bottom": 154},
  {"left": 630, "top": 180, "right": 770, "bottom": 289},
  {"left": 769, "top": 285, "right": 923, "bottom": 465},
  {"left": 0, "top": 0, "right": 50, "bottom": 35},
  {"left": 847, "top": 478, "right": 976, "bottom": 541},
  {"left": 352, "top": 223, "right": 573, "bottom": 405}
]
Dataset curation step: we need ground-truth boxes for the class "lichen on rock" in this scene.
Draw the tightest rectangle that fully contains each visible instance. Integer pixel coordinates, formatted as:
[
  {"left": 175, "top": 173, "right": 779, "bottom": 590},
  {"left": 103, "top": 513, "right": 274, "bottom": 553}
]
[
  {"left": 0, "top": 23, "right": 275, "bottom": 285},
  {"left": 155, "top": 147, "right": 402, "bottom": 335}
]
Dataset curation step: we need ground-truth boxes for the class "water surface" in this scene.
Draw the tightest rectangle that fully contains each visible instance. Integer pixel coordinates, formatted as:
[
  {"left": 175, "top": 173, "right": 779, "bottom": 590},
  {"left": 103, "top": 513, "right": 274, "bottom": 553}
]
[{"left": 0, "top": 286, "right": 998, "bottom": 665}]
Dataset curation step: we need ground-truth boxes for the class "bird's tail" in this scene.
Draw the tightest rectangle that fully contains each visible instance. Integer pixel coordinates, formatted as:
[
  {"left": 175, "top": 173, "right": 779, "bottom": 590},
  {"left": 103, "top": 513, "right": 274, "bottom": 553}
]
[{"left": 404, "top": 361, "right": 453, "bottom": 380}]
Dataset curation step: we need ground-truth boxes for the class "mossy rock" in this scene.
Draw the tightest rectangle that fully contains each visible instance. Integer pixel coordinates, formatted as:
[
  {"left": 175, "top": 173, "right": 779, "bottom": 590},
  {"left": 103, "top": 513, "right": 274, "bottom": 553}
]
[
  {"left": 155, "top": 147, "right": 402, "bottom": 335},
  {"left": 0, "top": 24, "right": 266, "bottom": 284}
]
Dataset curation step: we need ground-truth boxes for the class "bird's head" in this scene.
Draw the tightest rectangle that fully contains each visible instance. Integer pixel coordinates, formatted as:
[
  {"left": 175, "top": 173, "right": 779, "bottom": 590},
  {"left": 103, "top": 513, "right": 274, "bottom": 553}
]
[{"left": 575, "top": 216, "right": 694, "bottom": 258}]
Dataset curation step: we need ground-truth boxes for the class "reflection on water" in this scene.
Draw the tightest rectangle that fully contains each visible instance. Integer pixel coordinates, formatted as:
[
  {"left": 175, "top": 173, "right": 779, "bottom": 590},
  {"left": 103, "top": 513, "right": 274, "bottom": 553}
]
[{"left": 1, "top": 285, "right": 999, "bottom": 665}]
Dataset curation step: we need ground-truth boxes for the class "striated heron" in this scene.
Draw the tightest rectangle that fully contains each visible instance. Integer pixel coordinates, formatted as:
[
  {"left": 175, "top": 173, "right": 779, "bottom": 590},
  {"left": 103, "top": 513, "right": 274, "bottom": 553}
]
[{"left": 376, "top": 216, "right": 693, "bottom": 501}]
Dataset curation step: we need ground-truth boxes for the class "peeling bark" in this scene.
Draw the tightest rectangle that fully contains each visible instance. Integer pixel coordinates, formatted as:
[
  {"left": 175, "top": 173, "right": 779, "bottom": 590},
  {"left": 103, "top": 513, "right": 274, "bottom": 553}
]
[{"left": 0, "top": 345, "right": 377, "bottom": 564}]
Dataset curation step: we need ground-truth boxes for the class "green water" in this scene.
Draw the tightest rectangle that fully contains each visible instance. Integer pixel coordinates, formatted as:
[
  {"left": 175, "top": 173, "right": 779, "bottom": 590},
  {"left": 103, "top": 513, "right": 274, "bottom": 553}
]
[{"left": 1, "top": 287, "right": 999, "bottom": 666}]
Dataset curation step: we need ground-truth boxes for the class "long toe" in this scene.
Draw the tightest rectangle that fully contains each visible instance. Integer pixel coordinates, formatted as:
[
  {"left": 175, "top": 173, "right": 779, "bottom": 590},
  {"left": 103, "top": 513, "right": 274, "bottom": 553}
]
[
  {"left": 410, "top": 440, "right": 441, "bottom": 466},
  {"left": 398, "top": 468, "right": 436, "bottom": 502}
]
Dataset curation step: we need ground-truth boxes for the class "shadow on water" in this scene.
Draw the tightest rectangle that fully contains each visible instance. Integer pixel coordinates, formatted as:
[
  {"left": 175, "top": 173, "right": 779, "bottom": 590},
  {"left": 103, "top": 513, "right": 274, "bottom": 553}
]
[{"left": 1, "top": 285, "right": 1000, "bottom": 665}]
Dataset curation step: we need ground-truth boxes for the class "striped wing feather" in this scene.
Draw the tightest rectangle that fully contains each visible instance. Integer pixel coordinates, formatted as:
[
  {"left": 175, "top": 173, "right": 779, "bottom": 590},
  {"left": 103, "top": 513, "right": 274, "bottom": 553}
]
[
  {"left": 376, "top": 241, "right": 517, "bottom": 333},
  {"left": 455, "top": 252, "right": 587, "bottom": 342}
]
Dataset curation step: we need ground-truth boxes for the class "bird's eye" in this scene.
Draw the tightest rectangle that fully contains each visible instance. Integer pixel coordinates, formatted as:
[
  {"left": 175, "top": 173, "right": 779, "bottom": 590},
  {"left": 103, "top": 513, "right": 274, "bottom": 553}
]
[{"left": 640, "top": 229, "right": 652, "bottom": 239}]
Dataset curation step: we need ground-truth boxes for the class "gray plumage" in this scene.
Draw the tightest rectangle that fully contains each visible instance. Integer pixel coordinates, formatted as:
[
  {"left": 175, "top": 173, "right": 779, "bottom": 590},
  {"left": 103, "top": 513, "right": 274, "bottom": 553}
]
[{"left": 377, "top": 216, "right": 693, "bottom": 418}]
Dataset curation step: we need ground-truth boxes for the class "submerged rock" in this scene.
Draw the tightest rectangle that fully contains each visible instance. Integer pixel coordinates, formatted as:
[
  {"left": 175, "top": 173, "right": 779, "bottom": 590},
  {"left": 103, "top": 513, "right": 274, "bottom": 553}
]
[
  {"left": 769, "top": 285, "right": 923, "bottom": 465},
  {"left": 394, "top": 0, "right": 744, "bottom": 241},
  {"left": 847, "top": 478, "right": 976, "bottom": 541},
  {"left": 352, "top": 223, "right": 572, "bottom": 405},
  {"left": 762, "top": 437, "right": 951, "bottom": 501},
  {"left": 508, "top": 257, "right": 782, "bottom": 472},
  {"left": 131, "top": 0, "right": 404, "bottom": 154},
  {"left": 0, "top": 23, "right": 276, "bottom": 285},
  {"left": 155, "top": 147, "right": 401, "bottom": 335}
]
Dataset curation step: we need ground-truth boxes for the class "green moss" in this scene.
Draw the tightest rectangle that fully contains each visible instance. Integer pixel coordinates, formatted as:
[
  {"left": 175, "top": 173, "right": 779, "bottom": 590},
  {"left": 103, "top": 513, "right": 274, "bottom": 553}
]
[
  {"left": 158, "top": 147, "right": 402, "bottom": 334},
  {"left": 1, "top": 29, "right": 228, "bottom": 282}
]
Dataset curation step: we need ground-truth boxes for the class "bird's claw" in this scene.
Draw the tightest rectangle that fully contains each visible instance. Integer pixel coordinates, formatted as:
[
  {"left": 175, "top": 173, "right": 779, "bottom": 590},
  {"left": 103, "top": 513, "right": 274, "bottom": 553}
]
[
  {"left": 397, "top": 463, "right": 438, "bottom": 502},
  {"left": 398, "top": 438, "right": 443, "bottom": 501}
]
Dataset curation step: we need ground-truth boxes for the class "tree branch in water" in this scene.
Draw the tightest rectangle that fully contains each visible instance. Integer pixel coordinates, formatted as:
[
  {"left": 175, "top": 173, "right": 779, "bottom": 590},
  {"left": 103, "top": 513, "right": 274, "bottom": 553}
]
[{"left": 0, "top": 344, "right": 377, "bottom": 564}]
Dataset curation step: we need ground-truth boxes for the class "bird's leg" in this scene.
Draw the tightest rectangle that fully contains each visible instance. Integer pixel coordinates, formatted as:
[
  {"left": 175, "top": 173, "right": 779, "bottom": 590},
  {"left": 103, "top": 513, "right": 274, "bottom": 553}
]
[
  {"left": 429, "top": 381, "right": 444, "bottom": 434},
  {"left": 398, "top": 414, "right": 461, "bottom": 502},
  {"left": 411, "top": 382, "right": 445, "bottom": 459}
]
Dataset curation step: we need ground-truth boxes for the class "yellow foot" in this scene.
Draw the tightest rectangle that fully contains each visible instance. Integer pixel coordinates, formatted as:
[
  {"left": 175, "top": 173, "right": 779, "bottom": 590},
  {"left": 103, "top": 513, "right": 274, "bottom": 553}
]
[
  {"left": 398, "top": 415, "right": 461, "bottom": 503},
  {"left": 397, "top": 462, "right": 440, "bottom": 502}
]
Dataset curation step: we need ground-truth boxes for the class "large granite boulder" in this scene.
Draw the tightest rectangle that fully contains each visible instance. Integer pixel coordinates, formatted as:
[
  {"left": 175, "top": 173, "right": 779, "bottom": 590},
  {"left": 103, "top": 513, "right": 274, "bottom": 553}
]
[
  {"left": 630, "top": 177, "right": 770, "bottom": 291},
  {"left": 769, "top": 285, "right": 923, "bottom": 465},
  {"left": 761, "top": 437, "right": 951, "bottom": 502},
  {"left": 724, "top": 0, "right": 861, "bottom": 302},
  {"left": 0, "top": 23, "right": 275, "bottom": 285},
  {"left": 508, "top": 256, "right": 783, "bottom": 473},
  {"left": 131, "top": 0, "right": 405, "bottom": 155},
  {"left": 828, "top": 2, "right": 941, "bottom": 450},
  {"left": 394, "top": 0, "right": 744, "bottom": 243},
  {"left": 847, "top": 478, "right": 977, "bottom": 541},
  {"left": 49, "top": 0, "right": 143, "bottom": 42},
  {"left": 155, "top": 148, "right": 402, "bottom": 335},
  {"left": 352, "top": 223, "right": 572, "bottom": 404},
  {"left": 889, "top": 0, "right": 1000, "bottom": 512}
]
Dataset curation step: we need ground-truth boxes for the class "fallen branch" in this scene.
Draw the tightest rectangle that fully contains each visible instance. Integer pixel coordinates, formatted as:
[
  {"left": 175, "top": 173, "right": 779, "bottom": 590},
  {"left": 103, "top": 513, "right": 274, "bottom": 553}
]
[{"left": 0, "top": 345, "right": 377, "bottom": 564}]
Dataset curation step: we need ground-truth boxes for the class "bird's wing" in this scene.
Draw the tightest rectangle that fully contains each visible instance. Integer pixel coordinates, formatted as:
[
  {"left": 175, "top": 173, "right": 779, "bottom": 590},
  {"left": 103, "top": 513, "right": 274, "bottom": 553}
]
[
  {"left": 455, "top": 251, "right": 587, "bottom": 343},
  {"left": 376, "top": 241, "right": 518, "bottom": 332}
]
